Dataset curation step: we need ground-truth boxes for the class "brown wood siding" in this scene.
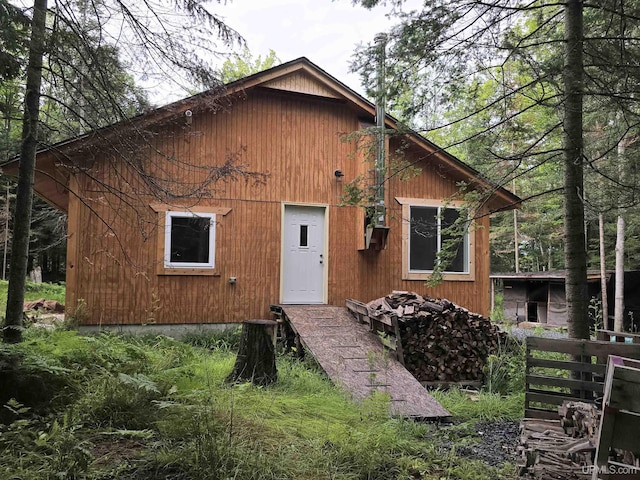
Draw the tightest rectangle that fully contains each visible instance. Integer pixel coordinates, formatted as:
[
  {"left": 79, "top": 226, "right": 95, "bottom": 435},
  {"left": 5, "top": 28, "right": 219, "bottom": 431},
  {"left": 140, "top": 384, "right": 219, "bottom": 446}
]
[
  {"left": 68, "top": 89, "right": 492, "bottom": 325},
  {"left": 350, "top": 139, "right": 492, "bottom": 316},
  {"left": 262, "top": 72, "right": 342, "bottom": 99},
  {"left": 70, "top": 91, "right": 361, "bottom": 324},
  {"left": 65, "top": 175, "right": 80, "bottom": 313}
]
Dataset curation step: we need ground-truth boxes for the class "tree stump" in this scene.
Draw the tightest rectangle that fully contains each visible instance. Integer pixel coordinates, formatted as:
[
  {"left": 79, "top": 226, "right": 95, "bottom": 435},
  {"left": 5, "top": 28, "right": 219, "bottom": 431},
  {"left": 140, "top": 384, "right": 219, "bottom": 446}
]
[{"left": 226, "top": 320, "right": 278, "bottom": 386}]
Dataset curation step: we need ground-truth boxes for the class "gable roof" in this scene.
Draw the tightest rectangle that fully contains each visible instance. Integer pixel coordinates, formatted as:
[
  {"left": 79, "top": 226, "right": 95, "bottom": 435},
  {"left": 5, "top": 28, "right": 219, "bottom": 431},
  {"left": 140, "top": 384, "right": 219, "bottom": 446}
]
[{"left": 1, "top": 57, "right": 520, "bottom": 213}]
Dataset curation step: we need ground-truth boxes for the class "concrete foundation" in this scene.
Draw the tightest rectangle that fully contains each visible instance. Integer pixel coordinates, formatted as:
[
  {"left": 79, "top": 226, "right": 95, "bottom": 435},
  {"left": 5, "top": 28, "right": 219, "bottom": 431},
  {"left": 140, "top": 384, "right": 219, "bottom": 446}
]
[{"left": 77, "top": 323, "right": 238, "bottom": 339}]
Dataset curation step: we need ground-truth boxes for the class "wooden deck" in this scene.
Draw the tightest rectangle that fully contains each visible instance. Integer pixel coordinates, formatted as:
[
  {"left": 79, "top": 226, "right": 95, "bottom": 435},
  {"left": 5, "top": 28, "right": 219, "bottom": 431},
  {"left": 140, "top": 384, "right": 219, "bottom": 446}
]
[{"left": 280, "top": 305, "right": 450, "bottom": 419}]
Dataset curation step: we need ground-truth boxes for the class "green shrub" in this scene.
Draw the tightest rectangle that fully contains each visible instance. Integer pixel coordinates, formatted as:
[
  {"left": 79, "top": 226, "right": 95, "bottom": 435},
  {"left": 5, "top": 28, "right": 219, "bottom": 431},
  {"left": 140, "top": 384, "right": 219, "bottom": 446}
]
[
  {"left": 490, "top": 291, "right": 506, "bottom": 323},
  {"left": 0, "top": 403, "right": 92, "bottom": 479},
  {"left": 432, "top": 387, "right": 524, "bottom": 421},
  {"left": 0, "top": 280, "right": 66, "bottom": 312},
  {"left": 76, "top": 372, "right": 164, "bottom": 429},
  {"left": 0, "top": 343, "right": 74, "bottom": 422},
  {"left": 1, "top": 328, "right": 519, "bottom": 480},
  {"left": 181, "top": 327, "right": 242, "bottom": 351},
  {"left": 483, "top": 334, "right": 526, "bottom": 395}
]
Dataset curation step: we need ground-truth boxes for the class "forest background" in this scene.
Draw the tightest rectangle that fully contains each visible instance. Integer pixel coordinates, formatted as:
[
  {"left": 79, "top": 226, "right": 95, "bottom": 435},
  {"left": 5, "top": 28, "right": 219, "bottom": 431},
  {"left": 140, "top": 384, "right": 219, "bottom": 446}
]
[{"left": 2, "top": 0, "right": 640, "bottom": 318}]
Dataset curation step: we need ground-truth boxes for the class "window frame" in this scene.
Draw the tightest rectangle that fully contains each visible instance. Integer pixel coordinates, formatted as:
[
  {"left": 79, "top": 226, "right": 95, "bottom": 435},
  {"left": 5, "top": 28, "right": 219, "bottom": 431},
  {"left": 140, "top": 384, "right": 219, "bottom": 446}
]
[
  {"left": 164, "top": 211, "right": 216, "bottom": 269},
  {"left": 396, "top": 197, "right": 475, "bottom": 282},
  {"left": 151, "top": 204, "right": 231, "bottom": 276}
]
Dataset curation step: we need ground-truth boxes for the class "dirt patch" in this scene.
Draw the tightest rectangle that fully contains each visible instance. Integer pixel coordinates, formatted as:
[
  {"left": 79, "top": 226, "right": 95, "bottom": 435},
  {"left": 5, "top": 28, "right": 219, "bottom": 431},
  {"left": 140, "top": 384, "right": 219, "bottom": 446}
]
[
  {"left": 439, "top": 420, "right": 520, "bottom": 467},
  {"left": 90, "top": 436, "right": 147, "bottom": 467}
]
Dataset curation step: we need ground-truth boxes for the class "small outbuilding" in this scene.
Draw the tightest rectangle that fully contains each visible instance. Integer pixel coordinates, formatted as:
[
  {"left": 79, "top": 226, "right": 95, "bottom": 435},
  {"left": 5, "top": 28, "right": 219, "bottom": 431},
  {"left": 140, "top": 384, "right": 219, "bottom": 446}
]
[{"left": 491, "top": 270, "right": 640, "bottom": 330}]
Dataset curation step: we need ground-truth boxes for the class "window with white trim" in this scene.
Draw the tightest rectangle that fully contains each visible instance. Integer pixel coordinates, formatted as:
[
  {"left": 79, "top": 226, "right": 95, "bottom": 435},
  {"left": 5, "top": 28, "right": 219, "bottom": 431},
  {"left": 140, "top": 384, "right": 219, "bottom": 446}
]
[
  {"left": 409, "top": 205, "right": 469, "bottom": 274},
  {"left": 164, "top": 211, "right": 216, "bottom": 269}
]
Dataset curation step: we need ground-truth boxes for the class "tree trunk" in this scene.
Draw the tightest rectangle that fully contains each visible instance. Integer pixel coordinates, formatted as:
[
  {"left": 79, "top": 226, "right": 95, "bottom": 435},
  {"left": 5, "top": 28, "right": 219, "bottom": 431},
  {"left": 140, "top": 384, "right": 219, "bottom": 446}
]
[
  {"left": 513, "top": 177, "right": 519, "bottom": 273},
  {"left": 3, "top": 0, "right": 48, "bottom": 344},
  {"left": 563, "top": 0, "right": 589, "bottom": 340},
  {"left": 614, "top": 215, "right": 625, "bottom": 331},
  {"left": 3, "top": 185, "right": 10, "bottom": 281},
  {"left": 226, "top": 320, "right": 278, "bottom": 386},
  {"left": 613, "top": 133, "right": 626, "bottom": 332},
  {"left": 599, "top": 214, "right": 608, "bottom": 329}
]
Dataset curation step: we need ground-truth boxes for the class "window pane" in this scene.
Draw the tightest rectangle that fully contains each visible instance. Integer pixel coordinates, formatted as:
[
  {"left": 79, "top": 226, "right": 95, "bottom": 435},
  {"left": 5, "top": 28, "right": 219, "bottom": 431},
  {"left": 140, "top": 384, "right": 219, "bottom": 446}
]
[
  {"left": 409, "top": 206, "right": 438, "bottom": 270},
  {"left": 170, "top": 216, "right": 211, "bottom": 263},
  {"left": 441, "top": 208, "right": 465, "bottom": 272},
  {"left": 300, "top": 225, "right": 308, "bottom": 247}
]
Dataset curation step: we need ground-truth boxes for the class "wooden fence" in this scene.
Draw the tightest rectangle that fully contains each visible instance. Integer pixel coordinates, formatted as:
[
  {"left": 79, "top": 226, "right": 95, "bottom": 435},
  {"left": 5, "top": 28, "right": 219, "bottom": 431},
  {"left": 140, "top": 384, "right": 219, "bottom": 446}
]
[
  {"left": 596, "top": 329, "right": 640, "bottom": 344},
  {"left": 525, "top": 336, "right": 640, "bottom": 419}
]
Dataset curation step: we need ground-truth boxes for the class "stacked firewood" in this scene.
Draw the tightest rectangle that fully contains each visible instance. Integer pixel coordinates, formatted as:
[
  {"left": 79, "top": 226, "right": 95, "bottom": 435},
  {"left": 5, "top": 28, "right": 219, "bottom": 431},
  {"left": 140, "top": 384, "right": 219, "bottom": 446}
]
[
  {"left": 518, "top": 402, "right": 599, "bottom": 479},
  {"left": 558, "top": 401, "right": 600, "bottom": 443},
  {"left": 367, "top": 291, "right": 505, "bottom": 383}
]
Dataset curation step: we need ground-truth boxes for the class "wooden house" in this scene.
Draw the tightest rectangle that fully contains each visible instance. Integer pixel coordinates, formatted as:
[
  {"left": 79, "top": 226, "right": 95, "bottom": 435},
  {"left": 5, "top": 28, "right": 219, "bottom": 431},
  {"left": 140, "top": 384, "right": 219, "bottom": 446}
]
[{"left": 4, "top": 58, "right": 519, "bottom": 331}]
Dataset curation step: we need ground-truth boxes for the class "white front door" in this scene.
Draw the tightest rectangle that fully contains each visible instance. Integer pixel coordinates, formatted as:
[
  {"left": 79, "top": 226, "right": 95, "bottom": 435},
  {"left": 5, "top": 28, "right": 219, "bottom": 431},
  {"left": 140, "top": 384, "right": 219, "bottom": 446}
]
[{"left": 282, "top": 205, "right": 326, "bottom": 304}]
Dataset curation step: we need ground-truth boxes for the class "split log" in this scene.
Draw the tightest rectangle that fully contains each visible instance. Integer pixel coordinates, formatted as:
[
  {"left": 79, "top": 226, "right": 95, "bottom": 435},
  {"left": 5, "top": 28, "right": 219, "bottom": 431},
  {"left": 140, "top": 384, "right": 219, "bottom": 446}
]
[
  {"left": 558, "top": 401, "right": 600, "bottom": 442},
  {"left": 517, "top": 403, "right": 600, "bottom": 479},
  {"left": 366, "top": 292, "right": 505, "bottom": 384},
  {"left": 226, "top": 320, "right": 278, "bottom": 386}
]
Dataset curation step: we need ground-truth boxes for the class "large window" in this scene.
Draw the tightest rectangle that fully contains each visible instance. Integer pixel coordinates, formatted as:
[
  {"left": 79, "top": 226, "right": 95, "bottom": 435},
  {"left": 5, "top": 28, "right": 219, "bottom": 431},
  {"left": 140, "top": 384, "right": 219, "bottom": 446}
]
[
  {"left": 164, "top": 211, "right": 216, "bottom": 269},
  {"left": 397, "top": 198, "right": 474, "bottom": 281},
  {"left": 409, "top": 205, "right": 468, "bottom": 273}
]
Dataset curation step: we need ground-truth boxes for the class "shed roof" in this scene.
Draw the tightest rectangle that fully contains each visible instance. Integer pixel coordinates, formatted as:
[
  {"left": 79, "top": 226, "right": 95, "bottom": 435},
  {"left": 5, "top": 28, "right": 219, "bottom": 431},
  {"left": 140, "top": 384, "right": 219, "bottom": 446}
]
[{"left": 491, "top": 270, "right": 612, "bottom": 282}]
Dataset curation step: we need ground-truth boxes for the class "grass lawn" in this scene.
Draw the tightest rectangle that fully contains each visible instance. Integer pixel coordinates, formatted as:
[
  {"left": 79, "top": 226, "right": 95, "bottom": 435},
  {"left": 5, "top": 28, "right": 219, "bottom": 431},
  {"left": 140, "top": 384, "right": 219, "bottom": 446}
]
[
  {"left": 0, "top": 326, "right": 522, "bottom": 480},
  {"left": 0, "top": 279, "right": 66, "bottom": 313}
]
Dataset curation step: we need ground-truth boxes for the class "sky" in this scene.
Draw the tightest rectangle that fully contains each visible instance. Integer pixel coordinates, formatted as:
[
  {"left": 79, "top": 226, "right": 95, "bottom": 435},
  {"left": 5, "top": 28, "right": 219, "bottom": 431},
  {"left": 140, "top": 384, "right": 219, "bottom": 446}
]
[{"left": 209, "top": 0, "right": 408, "bottom": 97}]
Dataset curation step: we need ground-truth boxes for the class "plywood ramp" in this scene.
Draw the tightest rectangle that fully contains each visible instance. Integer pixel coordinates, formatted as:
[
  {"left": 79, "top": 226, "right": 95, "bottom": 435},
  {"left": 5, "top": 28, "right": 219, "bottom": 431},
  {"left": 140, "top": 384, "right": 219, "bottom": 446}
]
[{"left": 280, "top": 305, "right": 450, "bottom": 419}]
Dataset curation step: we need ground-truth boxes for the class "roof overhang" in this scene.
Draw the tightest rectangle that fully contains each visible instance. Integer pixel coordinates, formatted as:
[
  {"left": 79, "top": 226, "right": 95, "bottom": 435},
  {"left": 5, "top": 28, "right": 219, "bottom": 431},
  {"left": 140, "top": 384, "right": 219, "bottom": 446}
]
[
  {"left": 491, "top": 270, "right": 611, "bottom": 282},
  {"left": 2, "top": 151, "right": 69, "bottom": 212},
  {"left": 1, "top": 57, "right": 521, "bottom": 214}
]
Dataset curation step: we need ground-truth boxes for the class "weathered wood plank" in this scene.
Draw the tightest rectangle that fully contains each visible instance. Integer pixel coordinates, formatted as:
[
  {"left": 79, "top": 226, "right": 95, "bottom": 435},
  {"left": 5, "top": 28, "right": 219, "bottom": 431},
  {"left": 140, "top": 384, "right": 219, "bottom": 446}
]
[
  {"left": 518, "top": 417, "right": 594, "bottom": 479},
  {"left": 526, "top": 390, "right": 587, "bottom": 407},
  {"left": 526, "top": 374, "right": 604, "bottom": 393},
  {"left": 346, "top": 298, "right": 369, "bottom": 316},
  {"left": 524, "top": 407, "right": 563, "bottom": 420},
  {"left": 594, "top": 357, "right": 640, "bottom": 479},
  {"left": 281, "top": 304, "right": 450, "bottom": 419},
  {"left": 608, "top": 365, "right": 640, "bottom": 412},
  {"left": 596, "top": 329, "right": 640, "bottom": 344},
  {"left": 392, "top": 315, "right": 406, "bottom": 367},
  {"left": 527, "top": 336, "right": 640, "bottom": 358},
  {"left": 525, "top": 337, "right": 640, "bottom": 418},
  {"left": 528, "top": 357, "right": 607, "bottom": 375}
]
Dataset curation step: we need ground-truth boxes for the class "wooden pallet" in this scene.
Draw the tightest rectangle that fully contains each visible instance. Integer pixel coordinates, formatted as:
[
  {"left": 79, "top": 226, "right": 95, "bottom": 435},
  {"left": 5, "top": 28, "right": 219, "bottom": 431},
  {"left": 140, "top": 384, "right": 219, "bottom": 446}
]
[
  {"left": 525, "top": 337, "right": 640, "bottom": 419},
  {"left": 592, "top": 356, "right": 640, "bottom": 480},
  {"left": 518, "top": 417, "right": 594, "bottom": 479}
]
